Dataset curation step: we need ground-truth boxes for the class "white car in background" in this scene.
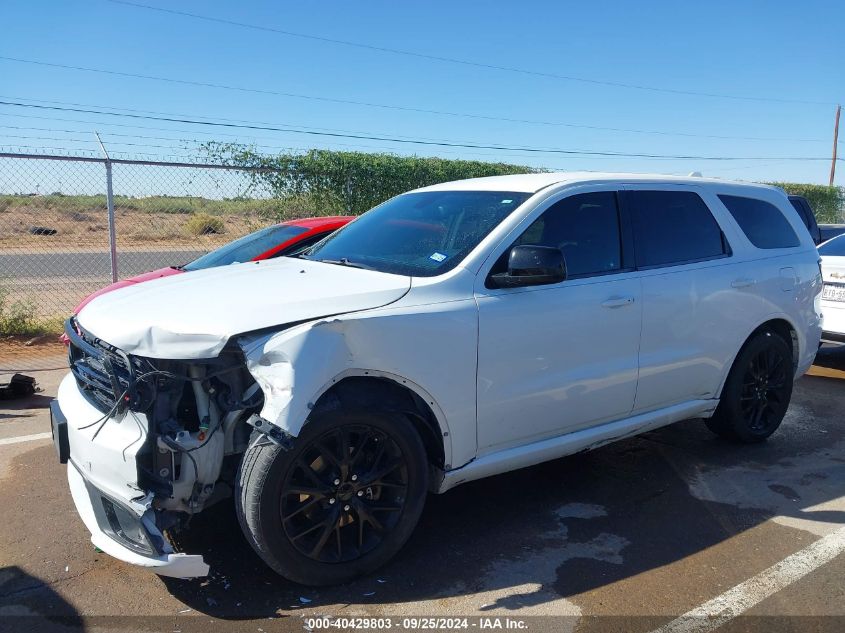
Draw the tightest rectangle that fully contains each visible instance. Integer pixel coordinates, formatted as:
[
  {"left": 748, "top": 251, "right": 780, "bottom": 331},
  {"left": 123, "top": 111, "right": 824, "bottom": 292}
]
[
  {"left": 52, "top": 173, "right": 822, "bottom": 585},
  {"left": 818, "top": 234, "right": 845, "bottom": 343}
]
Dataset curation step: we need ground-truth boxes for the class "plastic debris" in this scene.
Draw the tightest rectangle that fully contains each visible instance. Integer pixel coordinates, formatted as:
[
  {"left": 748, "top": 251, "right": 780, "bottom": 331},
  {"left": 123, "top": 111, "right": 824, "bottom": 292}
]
[{"left": 299, "top": 597, "right": 312, "bottom": 604}]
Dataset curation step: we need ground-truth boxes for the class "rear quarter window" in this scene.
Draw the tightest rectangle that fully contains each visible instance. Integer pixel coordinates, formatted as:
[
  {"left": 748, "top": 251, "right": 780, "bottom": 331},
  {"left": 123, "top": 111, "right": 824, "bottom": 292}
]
[
  {"left": 629, "top": 190, "right": 729, "bottom": 268},
  {"left": 719, "top": 195, "right": 801, "bottom": 249}
]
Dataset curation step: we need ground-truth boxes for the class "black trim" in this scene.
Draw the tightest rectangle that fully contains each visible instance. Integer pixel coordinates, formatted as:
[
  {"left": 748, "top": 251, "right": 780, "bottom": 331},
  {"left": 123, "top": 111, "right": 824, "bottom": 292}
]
[
  {"left": 65, "top": 317, "right": 136, "bottom": 414},
  {"left": 71, "top": 461, "right": 160, "bottom": 556},
  {"left": 50, "top": 400, "right": 69, "bottom": 464},
  {"left": 821, "top": 331, "right": 845, "bottom": 345},
  {"left": 617, "top": 190, "right": 636, "bottom": 271}
]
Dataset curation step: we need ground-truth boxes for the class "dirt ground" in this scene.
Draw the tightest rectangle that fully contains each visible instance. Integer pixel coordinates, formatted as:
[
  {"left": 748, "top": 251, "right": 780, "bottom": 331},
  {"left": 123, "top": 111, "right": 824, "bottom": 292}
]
[
  {"left": 0, "top": 336, "right": 66, "bottom": 363},
  {"left": 0, "top": 206, "right": 262, "bottom": 252}
]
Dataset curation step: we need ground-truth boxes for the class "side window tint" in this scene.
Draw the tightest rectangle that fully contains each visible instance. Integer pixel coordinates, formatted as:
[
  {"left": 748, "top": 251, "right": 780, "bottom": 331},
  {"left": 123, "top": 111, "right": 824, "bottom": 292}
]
[
  {"left": 630, "top": 190, "right": 728, "bottom": 268},
  {"left": 721, "top": 195, "right": 801, "bottom": 249},
  {"left": 514, "top": 191, "right": 623, "bottom": 277}
]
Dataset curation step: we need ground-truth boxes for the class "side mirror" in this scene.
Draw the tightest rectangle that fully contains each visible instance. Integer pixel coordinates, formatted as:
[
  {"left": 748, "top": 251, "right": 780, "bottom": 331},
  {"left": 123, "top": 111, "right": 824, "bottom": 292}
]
[{"left": 489, "top": 245, "right": 567, "bottom": 288}]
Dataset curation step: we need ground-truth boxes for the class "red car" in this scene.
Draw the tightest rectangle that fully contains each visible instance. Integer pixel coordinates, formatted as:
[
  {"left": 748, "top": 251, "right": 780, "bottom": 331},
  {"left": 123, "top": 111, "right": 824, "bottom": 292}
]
[{"left": 72, "top": 216, "right": 353, "bottom": 314}]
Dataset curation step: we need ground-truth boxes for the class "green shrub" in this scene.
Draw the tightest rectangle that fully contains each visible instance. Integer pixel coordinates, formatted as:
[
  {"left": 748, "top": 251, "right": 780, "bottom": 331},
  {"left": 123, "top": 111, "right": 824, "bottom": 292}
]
[
  {"left": 0, "top": 285, "right": 42, "bottom": 335},
  {"left": 768, "top": 182, "right": 844, "bottom": 224},
  {"left": 201, "top": 143, "right": 538, "bottom": 215},
  {"left": 184, "top": 212, "right": 225, "bottom": 236}
]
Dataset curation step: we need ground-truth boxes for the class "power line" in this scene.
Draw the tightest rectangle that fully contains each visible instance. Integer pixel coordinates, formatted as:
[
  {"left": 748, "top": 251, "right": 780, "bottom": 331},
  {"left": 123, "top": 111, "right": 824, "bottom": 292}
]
[
  {"left": 0, "top": 118, "right": 581, "bottom": 162},
  {"left": 0, "top": 95, "right": 583, "bottom": 149},
  {"left": 106, "top": 0, "right": 836, "bottom": 107},
  {"left": 0, "top": 60, "right": 830, "bottom": 144},
  {"left": 0, "top": 128, "right": 451, "bottom": 156},
  {"left": 0, "top": 94, "right": 483, "bottom": 144},
  {"left": 0, "top": 100, "right": 837, "bottom": 161}
]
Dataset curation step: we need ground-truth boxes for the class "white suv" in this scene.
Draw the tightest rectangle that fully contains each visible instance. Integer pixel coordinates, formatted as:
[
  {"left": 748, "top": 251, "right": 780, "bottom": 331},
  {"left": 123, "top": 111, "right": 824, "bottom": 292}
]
[{"left": 52, "top": 173, "right": 822, "bottom": 585}]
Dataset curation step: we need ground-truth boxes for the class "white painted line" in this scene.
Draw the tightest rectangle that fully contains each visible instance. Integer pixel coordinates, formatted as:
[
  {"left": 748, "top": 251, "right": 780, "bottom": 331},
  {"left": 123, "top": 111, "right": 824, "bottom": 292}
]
[
  {"left": 651, "top": 525, "right": 845, "bottom": 633},
  {"left": 0, "top": 432, "right": 52, "bottom": 446}
]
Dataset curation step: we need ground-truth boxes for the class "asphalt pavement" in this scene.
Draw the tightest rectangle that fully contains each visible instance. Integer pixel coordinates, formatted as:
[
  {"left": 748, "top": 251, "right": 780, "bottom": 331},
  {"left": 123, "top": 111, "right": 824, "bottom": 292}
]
[{"left": 1, "top": 349, "right": 844, "bottom": 632}]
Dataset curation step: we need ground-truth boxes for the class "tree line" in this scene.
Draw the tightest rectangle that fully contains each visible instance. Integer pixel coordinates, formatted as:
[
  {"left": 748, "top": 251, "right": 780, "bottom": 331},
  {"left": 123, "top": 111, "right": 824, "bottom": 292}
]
[{"left": 203, "top": 143, "right": 844, "bottom": 222}]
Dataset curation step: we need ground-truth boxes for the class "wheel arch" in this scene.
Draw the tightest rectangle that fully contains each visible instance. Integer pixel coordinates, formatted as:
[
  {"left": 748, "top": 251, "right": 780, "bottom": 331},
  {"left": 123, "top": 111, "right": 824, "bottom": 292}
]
[
  {"left": 715, "top": 316, "right": 799, "bottom": 399},
  {"left": 308, "top": 371, "right": 451, "bottom": 472}
]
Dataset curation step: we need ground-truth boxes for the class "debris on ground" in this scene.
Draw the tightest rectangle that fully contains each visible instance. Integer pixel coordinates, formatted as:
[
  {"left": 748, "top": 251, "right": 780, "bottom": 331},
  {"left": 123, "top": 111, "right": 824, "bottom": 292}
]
[
  {"left": 28, "top": 225, "right": 58, "bottom": 236},
  {"left": 298, "top": 597, "right": 312, "bottom": 604},
  {"left": 0, "top": 374, "right": 37, "bottom": 400}
]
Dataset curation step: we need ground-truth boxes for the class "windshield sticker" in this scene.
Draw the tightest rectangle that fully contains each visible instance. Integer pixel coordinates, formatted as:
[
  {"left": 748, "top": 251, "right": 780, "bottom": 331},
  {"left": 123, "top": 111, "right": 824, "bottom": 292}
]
[
  {"left": 501, "top": 199, "right": 513, "bottom": 204},
  {"left": 429, "top": 252, "right": 448, "bottom": 263}
]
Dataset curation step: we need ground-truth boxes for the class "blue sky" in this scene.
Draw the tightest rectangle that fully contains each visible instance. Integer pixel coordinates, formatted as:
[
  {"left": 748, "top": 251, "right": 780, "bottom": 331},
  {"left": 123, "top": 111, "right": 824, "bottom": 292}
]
[{"left": 1, "top": 0, "right": 843, "bottom": 184}]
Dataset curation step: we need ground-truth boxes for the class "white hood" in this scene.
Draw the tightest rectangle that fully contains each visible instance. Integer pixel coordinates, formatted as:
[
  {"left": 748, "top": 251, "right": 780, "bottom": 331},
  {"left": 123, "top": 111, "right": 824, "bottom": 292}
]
[{"left": 77, "top": 257, "right": 411, "bottom": 358}]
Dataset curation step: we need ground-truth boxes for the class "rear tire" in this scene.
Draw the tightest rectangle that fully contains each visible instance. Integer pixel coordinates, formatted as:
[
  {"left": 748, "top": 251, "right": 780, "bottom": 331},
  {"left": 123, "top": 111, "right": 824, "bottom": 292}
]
[
  {"left": 707, "top": 329, "right": 793, "bottom": 443},
  {"left": 235, "top": 409, "right": 428, "bottom": 586}
]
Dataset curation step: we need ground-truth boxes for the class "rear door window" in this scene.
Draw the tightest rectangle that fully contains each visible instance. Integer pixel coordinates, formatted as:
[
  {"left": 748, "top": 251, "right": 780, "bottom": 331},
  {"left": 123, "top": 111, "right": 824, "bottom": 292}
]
[
  {"left": 629, "top": 190, "right": 729, "bottom": 268},
  {"left": 719, "top": 195, "right": 801, "bottom": 249}
]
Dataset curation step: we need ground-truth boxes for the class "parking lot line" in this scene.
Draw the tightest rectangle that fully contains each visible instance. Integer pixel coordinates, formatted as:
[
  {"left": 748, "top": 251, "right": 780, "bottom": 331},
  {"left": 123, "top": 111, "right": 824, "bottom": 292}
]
[
  {"left": 0, "top": 432, "right": 52, "bottom": 446},
  {"left": 650, "top": 525, "right": 845, "bottom": 633}
]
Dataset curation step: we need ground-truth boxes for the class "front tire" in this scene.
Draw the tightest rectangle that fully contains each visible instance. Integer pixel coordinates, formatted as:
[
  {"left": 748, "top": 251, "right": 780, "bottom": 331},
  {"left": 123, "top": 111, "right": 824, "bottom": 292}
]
[
  {"left": 235, "top": 410, "right": 428, "bottom": 585},
  {"left": 706, "top": 329, "right": 793, "bottom": 443}
]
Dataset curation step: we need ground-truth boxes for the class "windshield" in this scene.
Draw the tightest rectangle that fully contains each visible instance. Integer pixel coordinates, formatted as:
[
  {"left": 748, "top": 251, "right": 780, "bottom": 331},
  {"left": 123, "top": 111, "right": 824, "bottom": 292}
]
[
  {"left": 183, "top": 224, "right": 308, "bottom": 271},
  {"left": 819, "top": 235, "right": 845, "bottom": 257},
  {"left": 304, "top": 191, "right": 531, "bottom": 276}
]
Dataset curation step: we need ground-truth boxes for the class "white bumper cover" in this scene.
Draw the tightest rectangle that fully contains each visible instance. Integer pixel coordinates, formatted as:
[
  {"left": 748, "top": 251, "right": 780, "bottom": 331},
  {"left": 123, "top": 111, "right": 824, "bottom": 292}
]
[
  {"left": 67, "top": 464, "right": 209, "bottom": 579},
  {"left": 59, "top": 373, "right": 208, "bottom": 579}
]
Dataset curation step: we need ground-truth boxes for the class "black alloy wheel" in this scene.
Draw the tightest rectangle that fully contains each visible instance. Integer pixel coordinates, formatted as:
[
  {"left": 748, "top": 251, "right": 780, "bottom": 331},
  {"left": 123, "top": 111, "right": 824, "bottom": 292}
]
[
  {"left": 236, "top": 409, "right": 428, "bottom": 585},
  {"left": 707, "top": 329, "right": 793, "bottom": 443},
  {"left": 280, "top": 424, "right": 409, "bottom": 563},
  {"left": 738, "top": 344, "right": 790, "bottom": 436}
]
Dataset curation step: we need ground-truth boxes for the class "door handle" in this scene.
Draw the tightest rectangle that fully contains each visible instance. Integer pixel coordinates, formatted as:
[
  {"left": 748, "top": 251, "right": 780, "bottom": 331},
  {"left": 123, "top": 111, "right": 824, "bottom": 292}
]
[
  {"left": 601, "top": 296, "right": 635, "bottom": 308},
  {"left": 731, "top": 278, "right": 757, "bottom": 289}
]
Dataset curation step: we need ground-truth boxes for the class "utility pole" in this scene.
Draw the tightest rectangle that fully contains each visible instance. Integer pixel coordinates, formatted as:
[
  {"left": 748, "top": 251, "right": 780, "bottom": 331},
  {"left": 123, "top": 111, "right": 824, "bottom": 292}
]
[
  {"left": 95, "top": 132, "right": 119, "bottom": 283},
  {"left": 830, "top": 104, "right": 841, "bottom": 187}
]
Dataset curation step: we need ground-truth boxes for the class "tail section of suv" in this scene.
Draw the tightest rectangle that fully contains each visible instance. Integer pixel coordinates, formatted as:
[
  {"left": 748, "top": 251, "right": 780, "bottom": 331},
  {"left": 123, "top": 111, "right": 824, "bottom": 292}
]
[{"left": 53, "top": 173, "right": 822, "bottom": 585}]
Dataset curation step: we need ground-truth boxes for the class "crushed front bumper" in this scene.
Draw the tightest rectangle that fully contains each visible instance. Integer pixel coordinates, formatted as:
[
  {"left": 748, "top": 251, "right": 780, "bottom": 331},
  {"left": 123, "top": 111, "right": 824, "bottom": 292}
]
[
  {"left": 57, "top": 373, "right": 208, "bottom": 579},
  {"left": 67, "top": 463, "right": 208, "bottom": 578}
]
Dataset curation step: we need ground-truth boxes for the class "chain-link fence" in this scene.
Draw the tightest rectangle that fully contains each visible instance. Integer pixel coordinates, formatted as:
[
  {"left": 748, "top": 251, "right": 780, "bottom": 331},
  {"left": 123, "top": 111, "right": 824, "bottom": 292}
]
[{"left": 0, "top": 152, "right": 301, "bottom": 372}]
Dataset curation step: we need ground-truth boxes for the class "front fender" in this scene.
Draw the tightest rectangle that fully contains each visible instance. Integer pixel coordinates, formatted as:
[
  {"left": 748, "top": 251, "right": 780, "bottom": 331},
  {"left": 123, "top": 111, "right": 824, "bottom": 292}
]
[{"left": 239, "top": 300, "right": 478, "bottom": 469}]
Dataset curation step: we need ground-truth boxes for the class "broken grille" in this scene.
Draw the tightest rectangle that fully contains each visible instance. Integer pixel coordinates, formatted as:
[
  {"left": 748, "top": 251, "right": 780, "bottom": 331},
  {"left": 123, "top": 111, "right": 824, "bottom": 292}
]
[{"left": 66, "top": 317, "right": 134, "bottom": 414}]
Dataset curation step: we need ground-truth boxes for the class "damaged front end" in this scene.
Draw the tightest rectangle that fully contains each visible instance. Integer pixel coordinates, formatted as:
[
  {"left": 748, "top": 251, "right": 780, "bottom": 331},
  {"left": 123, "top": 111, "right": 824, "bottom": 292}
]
[{"left": 61, "top": 317, "right": 265, "bottom": 578}]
